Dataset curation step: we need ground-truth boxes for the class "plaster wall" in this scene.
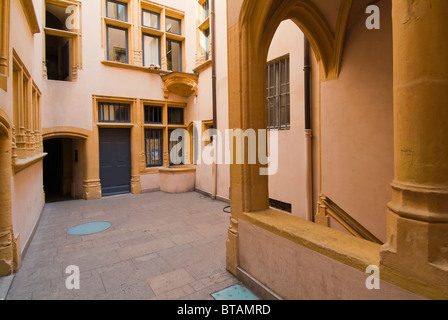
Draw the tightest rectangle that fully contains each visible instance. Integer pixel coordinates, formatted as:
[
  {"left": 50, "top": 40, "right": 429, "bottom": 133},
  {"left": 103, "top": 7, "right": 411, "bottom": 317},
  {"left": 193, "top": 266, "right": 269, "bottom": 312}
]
[
  {"left": 238, "top": 220, "right": 424, "bottom": 300},
  {"left": 320, "top": 0, "right": 393, "bottom": 242},
  {"left": 267, "top": 20, "right": 307, "bottom": 218},
  {"left": 141, "top": 172, "right": 160, "bottom": 192},
  {"left": 11, "top": 163, "right": 45, "bottom": 253}
]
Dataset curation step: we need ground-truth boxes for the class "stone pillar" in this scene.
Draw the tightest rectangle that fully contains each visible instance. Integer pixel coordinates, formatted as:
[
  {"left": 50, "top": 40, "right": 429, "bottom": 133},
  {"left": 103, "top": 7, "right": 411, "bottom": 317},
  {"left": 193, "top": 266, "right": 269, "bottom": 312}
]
[
  {"left": 82, "top": 130, "right": 101, "bottom": 200},
  {"left": 131, "top": 101, "right": 141, "bottom": 194},
  {"left": 0, "top": 134, "right": 15, "bottom": 276},
  {"left": 380, "top": 0, "right": 448, "bottom": 297}
]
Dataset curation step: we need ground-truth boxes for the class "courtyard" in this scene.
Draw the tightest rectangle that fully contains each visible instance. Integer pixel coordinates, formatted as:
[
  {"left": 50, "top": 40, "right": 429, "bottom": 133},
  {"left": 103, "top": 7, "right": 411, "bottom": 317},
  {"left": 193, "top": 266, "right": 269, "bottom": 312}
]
[{"left": 4, "top": 192, "right": 240, "bottom": 300}]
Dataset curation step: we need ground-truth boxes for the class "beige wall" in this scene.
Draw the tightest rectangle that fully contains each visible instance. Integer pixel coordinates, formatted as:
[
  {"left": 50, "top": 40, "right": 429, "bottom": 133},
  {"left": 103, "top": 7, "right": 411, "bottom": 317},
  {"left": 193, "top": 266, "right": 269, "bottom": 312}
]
[
  {"left": 267, "top": 20, "right": 307, "bottom": 219},
  {"left": 6, "top": 0, "right": 45, "bottom": 253},
  {"left": 11, "top": 163, "right": 45, "bottom": 253},
  {"left": 238, "top": 220, "right": 423, "bottom": 300},
  {"left": 320, "top": 0, "right": 393, "bottom": 242}
]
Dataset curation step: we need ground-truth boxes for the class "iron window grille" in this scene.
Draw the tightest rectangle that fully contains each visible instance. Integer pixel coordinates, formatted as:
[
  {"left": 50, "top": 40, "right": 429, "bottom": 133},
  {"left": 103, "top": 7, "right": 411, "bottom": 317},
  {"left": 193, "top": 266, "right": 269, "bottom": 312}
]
[
  {"left": 98, "top": 102, "right": 131, "bottom": 123},
  {"left": 266, "top": 56, "right": 290, "bottom": 130}
]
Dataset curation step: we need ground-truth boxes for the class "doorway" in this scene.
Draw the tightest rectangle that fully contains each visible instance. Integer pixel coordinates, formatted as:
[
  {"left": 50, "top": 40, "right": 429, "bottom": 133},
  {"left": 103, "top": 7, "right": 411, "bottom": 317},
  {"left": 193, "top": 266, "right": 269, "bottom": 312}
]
[{"left": 99, "top": 128, "right": 131, "bottom": 196}]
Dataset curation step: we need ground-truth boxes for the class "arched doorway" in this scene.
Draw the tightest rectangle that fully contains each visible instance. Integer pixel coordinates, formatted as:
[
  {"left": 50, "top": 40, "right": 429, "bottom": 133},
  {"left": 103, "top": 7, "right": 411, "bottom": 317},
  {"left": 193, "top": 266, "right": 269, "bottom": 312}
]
[{"left": 42, "top": 128, "right": 89, "bottom": 202}]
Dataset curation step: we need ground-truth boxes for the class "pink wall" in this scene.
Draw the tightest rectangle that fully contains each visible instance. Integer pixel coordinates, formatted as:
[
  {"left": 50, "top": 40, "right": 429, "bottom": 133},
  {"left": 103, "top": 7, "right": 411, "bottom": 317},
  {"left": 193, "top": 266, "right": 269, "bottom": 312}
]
[
  {"left": 320, "top": 0, "right": 393, "bottom": 242},
  {"left": 267, "top": 20, "right": 307, "bottom": 219}
]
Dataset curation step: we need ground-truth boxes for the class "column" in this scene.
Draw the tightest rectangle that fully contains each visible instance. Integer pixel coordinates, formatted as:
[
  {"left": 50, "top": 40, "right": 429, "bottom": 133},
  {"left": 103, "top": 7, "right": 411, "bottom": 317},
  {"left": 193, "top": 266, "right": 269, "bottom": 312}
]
[
  {"left": 82, "top": 128, "right": 101, "bottom": 200},
  {"left": 380, "top": 0, "right": 448, "bottom": 297}
]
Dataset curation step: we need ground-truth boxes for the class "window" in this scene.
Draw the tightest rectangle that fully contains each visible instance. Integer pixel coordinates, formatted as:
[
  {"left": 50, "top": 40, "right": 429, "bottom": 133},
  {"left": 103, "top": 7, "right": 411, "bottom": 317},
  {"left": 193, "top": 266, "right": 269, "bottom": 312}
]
[
  {"left": 144, "top": 105, "right": 163, "bottom": 124},
  {"left": 0, "top": 0, "right": 10, "bottom": 90},
  {"left": 168, "top": 107, "right": 184, "bottom": 125},
  {"left": 98, "top": 102, "right": 131, "bottom": 123},
  {"left": 44, "top": 0, "right": 82, "bottom": 81},
  {"left": 166, "top": 39, "right": 182, "bottom": 72},
  {"left": 145, "top": 129, "right": 163, "bottom": 167},
  {"left": 165, "top": 16, "right": 181, "bottom": 35},
  {"left": 196, "top": 0, "right": 211, "bottom": 68},
  {"left": 107, "top": 25, "right": 128, "bottom": 63},
  {"left": 106, "top": 0, "right": 127, "bottom": 21},
  {"left": 143, "top": 102, "right": 186, "bottom": 168},
  {"left": 142, "top": 34, "right": 160, "bottom": 67},
  {"left": 204, "top": 28, "right": 210, "bottom": 61},
  {"left": 142, "top": 10, "right": 160, "bottom": 29},
  {"left": 12, "top": 51, "right": 42, "bottom": 160},
  {"left": 202, "top": 0, "right": 209, "bottom": 19},
  {"left": 266, "top": 56, "right": 290, "bottom": 130}
]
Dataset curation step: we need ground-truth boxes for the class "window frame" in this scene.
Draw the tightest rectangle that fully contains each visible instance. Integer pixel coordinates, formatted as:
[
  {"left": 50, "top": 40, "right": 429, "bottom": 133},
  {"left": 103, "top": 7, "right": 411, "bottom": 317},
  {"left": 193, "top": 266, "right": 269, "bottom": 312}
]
[
  {"left": 43, "top": 0, "right": 82, "bottom": 82},
  {"left": 106, "top": 24, "right": 129, "bottom": 64},
  {"left": 142, "top": 33, "right": 161, "bottom": 67},
  {"left": 145, "top": 128, "right": 164, "bottom": 168},
  {"left": 166, "top": 38, "right": 183, "bottom": 72},
  {"left": 141, "top": 9, "right": 160, "bottom": 30},
  {"left": 266, "top": 55, "right": 290, "bottom": 130},
  {"left": 98, "top": 102, "right": 131, "bottom": 123},
  {"left": 106, "top": 0, "right": 128, "bottom": 22},
  {"left": 165, "top": 16, "right": 182, "bottom": 35}
]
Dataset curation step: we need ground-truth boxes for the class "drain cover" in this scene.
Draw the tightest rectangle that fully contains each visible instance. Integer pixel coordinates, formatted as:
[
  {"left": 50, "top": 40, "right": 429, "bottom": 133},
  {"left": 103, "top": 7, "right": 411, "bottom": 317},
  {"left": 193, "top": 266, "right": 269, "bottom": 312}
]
[
  {"left": 67, "top": 222, "right": 112, "bottom": 236},
  {"left": 211, "top": 285, "right": 260, "bottom": 300}
]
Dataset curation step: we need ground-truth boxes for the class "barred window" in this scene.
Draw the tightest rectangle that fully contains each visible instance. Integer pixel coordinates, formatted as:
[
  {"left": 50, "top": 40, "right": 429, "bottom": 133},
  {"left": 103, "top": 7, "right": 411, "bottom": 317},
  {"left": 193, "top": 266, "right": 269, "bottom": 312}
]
[
  {"left": 145, "top": 129, "right": 163, "bottom": 167},
  {"left": 144, "top": 105, "right": 163, "bottom": 124},
  {"left": 266, "top": 56, "right": 290, "bottom": 130},
  {"left": 98, "top": 102, "right": 130, "bottom": 123}
]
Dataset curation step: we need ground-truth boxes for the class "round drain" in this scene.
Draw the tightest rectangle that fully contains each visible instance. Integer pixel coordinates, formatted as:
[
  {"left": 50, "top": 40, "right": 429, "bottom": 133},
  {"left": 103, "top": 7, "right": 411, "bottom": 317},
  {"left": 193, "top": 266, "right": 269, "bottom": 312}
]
[{"left": 67, "top": 222, "right": 112, "bottom": 236}]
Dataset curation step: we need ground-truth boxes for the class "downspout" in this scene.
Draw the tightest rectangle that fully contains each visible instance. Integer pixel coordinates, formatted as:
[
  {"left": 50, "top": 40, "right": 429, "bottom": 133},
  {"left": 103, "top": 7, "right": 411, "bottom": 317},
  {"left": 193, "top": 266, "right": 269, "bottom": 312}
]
[
  {"left": 211, "top": 0, "right": 218, "bottom": 200},
  {"left": 304, "top": 37, "right": 314, "bottom": 222}
]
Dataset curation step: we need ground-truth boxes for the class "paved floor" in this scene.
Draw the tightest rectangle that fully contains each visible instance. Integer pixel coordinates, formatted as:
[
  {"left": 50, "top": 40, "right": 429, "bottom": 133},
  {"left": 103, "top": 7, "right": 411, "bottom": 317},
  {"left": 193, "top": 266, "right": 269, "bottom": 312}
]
[{"left": 5, "top": 191, "right": 240, "bottom": 300}]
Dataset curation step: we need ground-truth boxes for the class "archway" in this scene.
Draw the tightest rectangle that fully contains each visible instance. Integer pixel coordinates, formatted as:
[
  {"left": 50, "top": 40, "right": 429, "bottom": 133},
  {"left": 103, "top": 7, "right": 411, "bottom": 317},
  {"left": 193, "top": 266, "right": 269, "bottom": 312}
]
[{"left": 42, "top": 128, "right": 89, "bottom": 202}]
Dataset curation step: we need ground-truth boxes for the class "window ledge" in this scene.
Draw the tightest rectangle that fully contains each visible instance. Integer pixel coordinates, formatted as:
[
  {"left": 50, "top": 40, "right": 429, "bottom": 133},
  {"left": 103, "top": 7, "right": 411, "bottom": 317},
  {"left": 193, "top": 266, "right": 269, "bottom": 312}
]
[
  {"left": 101, "top": 60, "right": 170, "bottom": 75},
  {"left": 14, "top": 152, "right": 47, "bottom": 174},
  {"left": 159, "top": 165, "right": 196, "bottom": 174},
  {"left": 242, "top": 209, "right": 381, "bottom": 272},
  {"left": 97, "top": 122, "right": 134, "bottom": 128},
  {"left": 192, "top": 59, "right": 212, "bottom": 73}
]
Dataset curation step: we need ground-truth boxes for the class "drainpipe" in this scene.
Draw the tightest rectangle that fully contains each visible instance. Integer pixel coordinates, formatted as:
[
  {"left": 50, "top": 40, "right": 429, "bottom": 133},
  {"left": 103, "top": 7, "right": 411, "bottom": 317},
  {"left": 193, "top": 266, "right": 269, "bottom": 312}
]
[
  {"left": 304, "top": 37, "right": 314, "bottom": 222},
  {"left": 211, "top": 0, "right": 218, "bottom": 200}
]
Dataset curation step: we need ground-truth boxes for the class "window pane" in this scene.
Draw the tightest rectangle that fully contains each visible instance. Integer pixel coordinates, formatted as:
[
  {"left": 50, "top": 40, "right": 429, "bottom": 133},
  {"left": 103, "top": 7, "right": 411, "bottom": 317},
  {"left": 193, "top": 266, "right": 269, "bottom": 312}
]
[
  {"left": 107, "top": 26, "right": 128, "bottom": 63},
  {"left": 203, "top": 0, "right": 209, "bottom": 19},
  {"left": 145, "top": 129, "right": 163, "bottom": 167},
  {"left": 142, "top": 10, "right": 159, "bottom": 29},
  {"left": 107, "top": 0, "right": 127, "bottom": 21},
  {"left": 99, "top": 103, "right": 130, "bottom": 123},
  {"left": 166, "top": 17, "right": 181, "bottom": 35},
  {"left": 266, "top": 57, "right": 290, "bottom": 130},
  {"left": 204, "top": 28, "right": 210, "bottom": 61},
  {"left": 143, "top": 34, "right": 160, "bottom": 67},
  {"left": 166, "top": 39, "right": 182, "bottom": 72},
  {"left": 144, "top": 105, "right": 163, "bottom": 124},
  {"left": 168, "top": 107, "right": 184, "bottom": 125}
]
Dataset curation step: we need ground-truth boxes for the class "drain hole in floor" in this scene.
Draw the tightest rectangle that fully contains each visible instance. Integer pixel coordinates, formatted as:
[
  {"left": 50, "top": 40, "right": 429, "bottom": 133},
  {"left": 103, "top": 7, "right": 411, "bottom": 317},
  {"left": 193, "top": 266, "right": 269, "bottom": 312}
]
[
  {"left": 67, "top": 222, "right": 112, "bottom": 236},
  {"left": 211, "top": 284, "right": 260, "bottom": 300}
]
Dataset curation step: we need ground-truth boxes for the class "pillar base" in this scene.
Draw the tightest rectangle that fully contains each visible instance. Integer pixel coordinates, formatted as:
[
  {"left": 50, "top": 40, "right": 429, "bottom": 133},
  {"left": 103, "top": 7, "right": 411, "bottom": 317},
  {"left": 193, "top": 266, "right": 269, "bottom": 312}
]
[
  {"left": 82, "top": 179, "right": 102, "bottom": 200},
  {"left": 0, "top": 228, "right": 15, "bottom": 277},
  {"left": 380, "top": 210, "right": 448, "bottom": 299},
  {"left": 226, "top": 218, "right": 239, "bottom": 276},
  {"left": 131, "top": 176, "right": 141, "bottom": 194}
]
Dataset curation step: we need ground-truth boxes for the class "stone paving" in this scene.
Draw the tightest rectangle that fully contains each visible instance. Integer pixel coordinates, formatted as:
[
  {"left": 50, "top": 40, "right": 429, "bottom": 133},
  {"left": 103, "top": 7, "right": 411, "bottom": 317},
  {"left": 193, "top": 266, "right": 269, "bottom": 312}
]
[{"left": 5, "top": 191, "right": 240, "bottom": 300}]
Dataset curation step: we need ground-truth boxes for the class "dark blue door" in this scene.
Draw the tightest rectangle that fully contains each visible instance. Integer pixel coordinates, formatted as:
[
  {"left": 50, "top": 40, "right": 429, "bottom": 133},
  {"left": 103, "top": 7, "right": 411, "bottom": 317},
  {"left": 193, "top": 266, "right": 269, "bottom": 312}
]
[{"left": 99, "top": 128, "right": 131, "bottom": 196}]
